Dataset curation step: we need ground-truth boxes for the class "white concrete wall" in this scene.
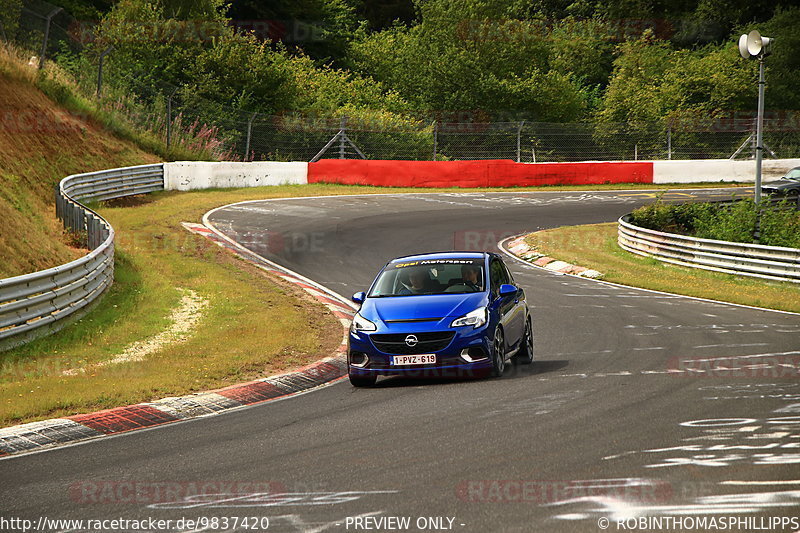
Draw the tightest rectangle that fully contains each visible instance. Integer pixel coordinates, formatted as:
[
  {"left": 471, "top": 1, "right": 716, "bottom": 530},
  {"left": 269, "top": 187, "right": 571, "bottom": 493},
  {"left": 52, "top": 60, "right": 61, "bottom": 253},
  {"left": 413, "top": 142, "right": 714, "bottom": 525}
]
[
  {"left": 164, "top": 161, "right": 308, "bottom": 191},
  {"left": 653, "top": 158, "right": 800, "bottom": 184},
  {"left": 162, "top": 158, "right": 800, "bottom": 189}
]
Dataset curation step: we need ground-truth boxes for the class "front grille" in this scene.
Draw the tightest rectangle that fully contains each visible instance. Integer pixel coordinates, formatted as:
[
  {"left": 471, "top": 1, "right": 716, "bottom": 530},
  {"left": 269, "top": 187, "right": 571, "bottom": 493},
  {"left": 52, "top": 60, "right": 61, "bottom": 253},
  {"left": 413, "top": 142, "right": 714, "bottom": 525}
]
[
  {"left": 371, "top": 332, "right": 456, "bottom": 355},
  {"left": 384, "top": 318, "right": 443, "bottom": 323}
]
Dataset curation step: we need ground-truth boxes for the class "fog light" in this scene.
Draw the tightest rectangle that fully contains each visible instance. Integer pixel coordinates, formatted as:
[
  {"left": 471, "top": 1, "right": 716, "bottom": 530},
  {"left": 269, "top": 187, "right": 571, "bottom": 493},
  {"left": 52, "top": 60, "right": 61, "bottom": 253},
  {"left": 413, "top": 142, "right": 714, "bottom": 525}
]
[
  {"left": 350, "top": 352, "right": 369, "bottom": 368},
  {"left": 460, "top": 347, "right": 488, "bottom": 363}
]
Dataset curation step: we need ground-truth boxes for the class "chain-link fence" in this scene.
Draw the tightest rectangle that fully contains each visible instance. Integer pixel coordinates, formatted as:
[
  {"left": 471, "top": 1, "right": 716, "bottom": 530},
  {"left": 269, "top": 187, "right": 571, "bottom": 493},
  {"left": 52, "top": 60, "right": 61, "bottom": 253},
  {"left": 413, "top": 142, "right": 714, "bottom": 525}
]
[{"left": 6, "top": 0, "right": 800, "bottom": 163}]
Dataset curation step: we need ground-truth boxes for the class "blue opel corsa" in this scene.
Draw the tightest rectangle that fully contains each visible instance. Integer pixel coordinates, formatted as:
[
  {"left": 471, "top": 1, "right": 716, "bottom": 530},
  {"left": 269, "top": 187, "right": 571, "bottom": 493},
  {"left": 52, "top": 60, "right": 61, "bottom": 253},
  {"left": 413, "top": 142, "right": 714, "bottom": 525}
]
[{"left": 348, "top": 252, "right": 533, "bottom": 387}]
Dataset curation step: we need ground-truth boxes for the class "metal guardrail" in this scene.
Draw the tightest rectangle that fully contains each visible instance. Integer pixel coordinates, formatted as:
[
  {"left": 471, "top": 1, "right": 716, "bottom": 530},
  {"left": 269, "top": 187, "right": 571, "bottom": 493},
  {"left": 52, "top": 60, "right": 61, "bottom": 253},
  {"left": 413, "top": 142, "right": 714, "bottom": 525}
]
[
  {"left": 0, "top": 164, "right": 164, "bottom": 349},
  {"left": 618, "top": 214, "right": 800, "bottom": 283}
]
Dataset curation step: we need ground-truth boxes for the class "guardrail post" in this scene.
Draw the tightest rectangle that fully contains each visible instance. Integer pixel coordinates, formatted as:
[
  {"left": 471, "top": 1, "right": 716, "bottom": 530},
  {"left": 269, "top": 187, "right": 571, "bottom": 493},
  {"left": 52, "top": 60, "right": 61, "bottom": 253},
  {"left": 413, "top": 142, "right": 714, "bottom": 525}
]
[
  {"left": 54, "top": 185, "right": 61, "bottom": 221},
  {"left": 87, "top": 215, "right": 93, "bottom": 249}
]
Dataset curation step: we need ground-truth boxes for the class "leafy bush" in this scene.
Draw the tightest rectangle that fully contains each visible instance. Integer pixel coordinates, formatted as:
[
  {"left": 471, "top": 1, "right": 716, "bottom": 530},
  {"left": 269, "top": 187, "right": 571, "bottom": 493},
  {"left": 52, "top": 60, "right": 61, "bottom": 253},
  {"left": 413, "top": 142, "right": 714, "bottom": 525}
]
[
  {"left": 759, "top": 199, "right": 800, "bottom": 248},
  {"left": 692, "top": 199, "right": 758, "bottom": 243},
  {"left": 630, "top": 199, "right": 800, "bottom": 248},
  {"left": 629, "top": 199, "right": 718, "bottom": 235}
]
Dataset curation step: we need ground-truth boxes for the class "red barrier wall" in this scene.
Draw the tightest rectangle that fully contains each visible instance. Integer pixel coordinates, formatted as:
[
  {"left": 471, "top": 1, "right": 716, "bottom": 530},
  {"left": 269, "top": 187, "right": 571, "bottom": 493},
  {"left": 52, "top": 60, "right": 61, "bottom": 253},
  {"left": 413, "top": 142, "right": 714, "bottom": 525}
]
[{"left": 308, "top": 159, "right": 653, "bottom": 188}]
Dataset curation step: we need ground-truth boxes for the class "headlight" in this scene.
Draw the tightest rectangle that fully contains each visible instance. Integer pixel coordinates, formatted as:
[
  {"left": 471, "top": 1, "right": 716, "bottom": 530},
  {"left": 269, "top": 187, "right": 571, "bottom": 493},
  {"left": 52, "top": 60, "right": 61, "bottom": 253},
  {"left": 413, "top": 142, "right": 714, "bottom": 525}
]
[
  {"left": 450, "top": 307, "right": 488, "bottom": 328},
  {"left": 350, "top": 313, "right": 377, "bottom": 333}
]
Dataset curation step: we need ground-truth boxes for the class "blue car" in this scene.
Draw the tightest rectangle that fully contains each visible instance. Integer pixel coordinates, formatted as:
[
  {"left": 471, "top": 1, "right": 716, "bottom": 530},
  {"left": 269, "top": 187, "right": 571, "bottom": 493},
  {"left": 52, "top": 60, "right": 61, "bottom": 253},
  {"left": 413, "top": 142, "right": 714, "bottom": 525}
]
[{"left": 348, "top": 252, "right": 533, "bottom": 387}]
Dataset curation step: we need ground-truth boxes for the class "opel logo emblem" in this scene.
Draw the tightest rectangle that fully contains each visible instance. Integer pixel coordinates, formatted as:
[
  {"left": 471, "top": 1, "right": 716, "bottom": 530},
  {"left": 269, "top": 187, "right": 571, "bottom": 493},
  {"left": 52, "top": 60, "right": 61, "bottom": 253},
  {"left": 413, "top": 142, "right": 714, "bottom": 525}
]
[{"left": 405, "top": 335, "right": 418, "bottom": 347}]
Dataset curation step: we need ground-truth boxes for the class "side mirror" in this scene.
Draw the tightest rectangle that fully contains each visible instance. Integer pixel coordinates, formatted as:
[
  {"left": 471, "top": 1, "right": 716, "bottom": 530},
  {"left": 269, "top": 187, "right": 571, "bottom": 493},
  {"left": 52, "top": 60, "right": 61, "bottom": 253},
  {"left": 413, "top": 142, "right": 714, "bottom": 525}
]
[
  {"left": 499, "top": 284, "right": 518, "bottom": 297},
  {"left": 352, "top": 291, "right": 366, "bottom": 304}
]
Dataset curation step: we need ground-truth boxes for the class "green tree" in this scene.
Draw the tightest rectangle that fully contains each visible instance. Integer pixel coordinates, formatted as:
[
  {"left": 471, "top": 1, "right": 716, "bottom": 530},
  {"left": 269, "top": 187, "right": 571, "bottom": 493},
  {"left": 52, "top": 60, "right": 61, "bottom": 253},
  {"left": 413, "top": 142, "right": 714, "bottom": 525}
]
[
  {"left": 0, "top": 0, "right": 23, "bottom": 40},
  {"left": 94, "top": 0, "right": 229, "bottom": 90},
  {"left": 226, "top": 0, "right": 363, "bottom": 65},
  {"left": 548, "top": 17, "right": 616, "bottom": 89},
  {"left": 178, "top": 33, "right": 297, "bottom": 121},
  {"left": 596, "top": 30, "right": 754, "bottom": 123},
  {"left": 349, "top": 0, "right": 588, "bottom": 120},
  {"left": 755, "top": 6, "right": 800, "bottom": 112}
]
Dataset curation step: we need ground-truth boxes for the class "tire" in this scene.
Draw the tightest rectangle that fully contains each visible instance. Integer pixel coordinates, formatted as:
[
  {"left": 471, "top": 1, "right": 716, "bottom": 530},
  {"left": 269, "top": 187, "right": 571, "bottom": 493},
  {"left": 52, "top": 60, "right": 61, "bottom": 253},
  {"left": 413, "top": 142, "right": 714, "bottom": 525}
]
[
  {"left": 515, "top": 318, "right": 534, "bottom": 365},
  {"left": 349, "top": 372, "right": 377, "bottom": 387},
  {"left": 491, "top": 327, "right": 506, "bottom": 377}
]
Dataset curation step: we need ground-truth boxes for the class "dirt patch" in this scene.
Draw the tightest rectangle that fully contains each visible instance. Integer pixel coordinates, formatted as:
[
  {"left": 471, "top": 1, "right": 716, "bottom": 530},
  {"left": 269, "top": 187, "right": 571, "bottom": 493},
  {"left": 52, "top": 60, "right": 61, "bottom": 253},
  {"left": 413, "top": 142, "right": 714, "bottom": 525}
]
[
  {"left": 102, "top": 194, "right": 160, "bottom": 208},
  {"left": 64, "top": 288, "right": 209, "bottom": 375}
]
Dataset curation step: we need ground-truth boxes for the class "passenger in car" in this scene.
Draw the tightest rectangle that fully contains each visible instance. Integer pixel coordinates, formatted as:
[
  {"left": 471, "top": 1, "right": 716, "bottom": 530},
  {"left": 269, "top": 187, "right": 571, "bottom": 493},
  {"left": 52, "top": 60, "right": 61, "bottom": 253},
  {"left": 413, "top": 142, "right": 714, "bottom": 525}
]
[{"left": 460, "top": 264, "right": 481, "bottom": 290}]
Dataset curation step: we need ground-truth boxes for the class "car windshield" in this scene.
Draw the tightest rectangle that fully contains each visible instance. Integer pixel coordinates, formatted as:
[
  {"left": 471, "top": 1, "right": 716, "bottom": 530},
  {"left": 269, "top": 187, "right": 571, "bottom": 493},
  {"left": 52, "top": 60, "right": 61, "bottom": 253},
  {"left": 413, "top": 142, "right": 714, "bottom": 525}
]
[
  {"left": 785, "top": 168, "right": 800, "bottom": 181},
  {"left": 368, "top": 259, "right": 485, "bottom": 297}
]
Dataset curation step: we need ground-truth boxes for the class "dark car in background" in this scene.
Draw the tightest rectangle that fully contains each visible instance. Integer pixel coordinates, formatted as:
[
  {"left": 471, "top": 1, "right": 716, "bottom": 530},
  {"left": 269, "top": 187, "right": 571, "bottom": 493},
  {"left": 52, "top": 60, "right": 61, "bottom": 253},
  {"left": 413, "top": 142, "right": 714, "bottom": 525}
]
[{"left": 762, "top": 167, "right": 800, "bottom": 201}]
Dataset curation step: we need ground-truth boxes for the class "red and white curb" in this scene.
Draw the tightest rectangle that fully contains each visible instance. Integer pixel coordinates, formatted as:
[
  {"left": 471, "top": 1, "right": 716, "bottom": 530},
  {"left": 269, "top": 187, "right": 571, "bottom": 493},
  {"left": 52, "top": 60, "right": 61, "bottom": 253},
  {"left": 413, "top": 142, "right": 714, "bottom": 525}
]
[
  {"left": 505, "top": 236, "right": 603, "bottom": 278},
  {"left": 0, "top": 223, "right": 355, "bottom": 459}
]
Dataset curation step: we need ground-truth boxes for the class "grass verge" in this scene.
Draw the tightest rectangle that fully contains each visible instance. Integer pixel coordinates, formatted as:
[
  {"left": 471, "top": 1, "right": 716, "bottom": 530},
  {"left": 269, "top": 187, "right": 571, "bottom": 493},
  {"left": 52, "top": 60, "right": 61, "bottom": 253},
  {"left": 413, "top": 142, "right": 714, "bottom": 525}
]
[{"left": 524, "top": 222, "right": 800, "bottom": 313}]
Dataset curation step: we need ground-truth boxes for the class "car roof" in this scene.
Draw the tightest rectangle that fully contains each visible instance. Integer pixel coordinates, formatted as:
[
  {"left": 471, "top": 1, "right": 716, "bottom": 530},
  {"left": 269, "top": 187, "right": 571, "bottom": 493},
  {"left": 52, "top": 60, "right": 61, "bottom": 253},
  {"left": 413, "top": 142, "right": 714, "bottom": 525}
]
[{"left": 388, "top": 251, "right": 489, "bottom": 263}]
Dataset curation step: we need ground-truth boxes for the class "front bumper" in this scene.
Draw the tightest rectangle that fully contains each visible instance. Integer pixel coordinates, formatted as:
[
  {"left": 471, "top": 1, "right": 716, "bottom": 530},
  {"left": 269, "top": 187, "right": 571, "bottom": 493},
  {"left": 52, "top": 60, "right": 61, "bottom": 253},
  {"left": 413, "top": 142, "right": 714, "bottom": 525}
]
[
  {"left": 348, "top": 324, "right": 493, "bottom": 378},
  {"left": 762, "top": 187, "right": 799, "bottom": 198}
]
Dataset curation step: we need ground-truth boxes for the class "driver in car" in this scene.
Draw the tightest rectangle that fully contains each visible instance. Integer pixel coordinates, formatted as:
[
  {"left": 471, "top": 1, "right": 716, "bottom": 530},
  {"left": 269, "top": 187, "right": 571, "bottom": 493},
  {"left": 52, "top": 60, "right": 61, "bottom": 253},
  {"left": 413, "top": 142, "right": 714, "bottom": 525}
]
[{"left": 399, "top": 270, "right": 430, "bottom": 295}]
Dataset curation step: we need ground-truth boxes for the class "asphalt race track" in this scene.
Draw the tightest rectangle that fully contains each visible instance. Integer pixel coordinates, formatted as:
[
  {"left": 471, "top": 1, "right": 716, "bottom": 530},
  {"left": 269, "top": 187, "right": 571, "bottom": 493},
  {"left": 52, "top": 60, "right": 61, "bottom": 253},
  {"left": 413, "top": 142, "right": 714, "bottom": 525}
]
[{"left": 3, "top": 188, "right": 800, "bottom": 533}]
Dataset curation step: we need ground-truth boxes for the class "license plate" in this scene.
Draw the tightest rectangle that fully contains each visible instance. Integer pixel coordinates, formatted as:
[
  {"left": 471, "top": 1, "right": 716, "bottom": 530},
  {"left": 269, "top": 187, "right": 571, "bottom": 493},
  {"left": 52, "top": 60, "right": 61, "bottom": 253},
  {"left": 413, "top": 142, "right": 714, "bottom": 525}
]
[{"left": 391, "top": 354, "right": 436, "bottom": 366}]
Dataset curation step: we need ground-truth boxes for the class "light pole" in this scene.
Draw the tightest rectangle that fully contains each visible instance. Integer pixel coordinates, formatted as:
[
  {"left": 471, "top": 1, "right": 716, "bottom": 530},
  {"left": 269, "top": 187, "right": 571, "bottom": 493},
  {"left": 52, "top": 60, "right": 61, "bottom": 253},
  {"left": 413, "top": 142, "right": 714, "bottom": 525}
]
[{"left": 738, "top": 30, "right": 773, "bottom": 203}]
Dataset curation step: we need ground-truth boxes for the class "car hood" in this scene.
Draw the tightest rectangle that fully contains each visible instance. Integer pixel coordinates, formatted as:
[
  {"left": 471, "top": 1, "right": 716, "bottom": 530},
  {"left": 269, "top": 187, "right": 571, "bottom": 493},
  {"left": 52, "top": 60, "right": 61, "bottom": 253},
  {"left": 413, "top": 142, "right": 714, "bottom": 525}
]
[
  {"left": 360, "top": 292, "right": 488, "bottom": 323},
  {"left": 765, "top": 179, "right": 799, "bottom": 189}
]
